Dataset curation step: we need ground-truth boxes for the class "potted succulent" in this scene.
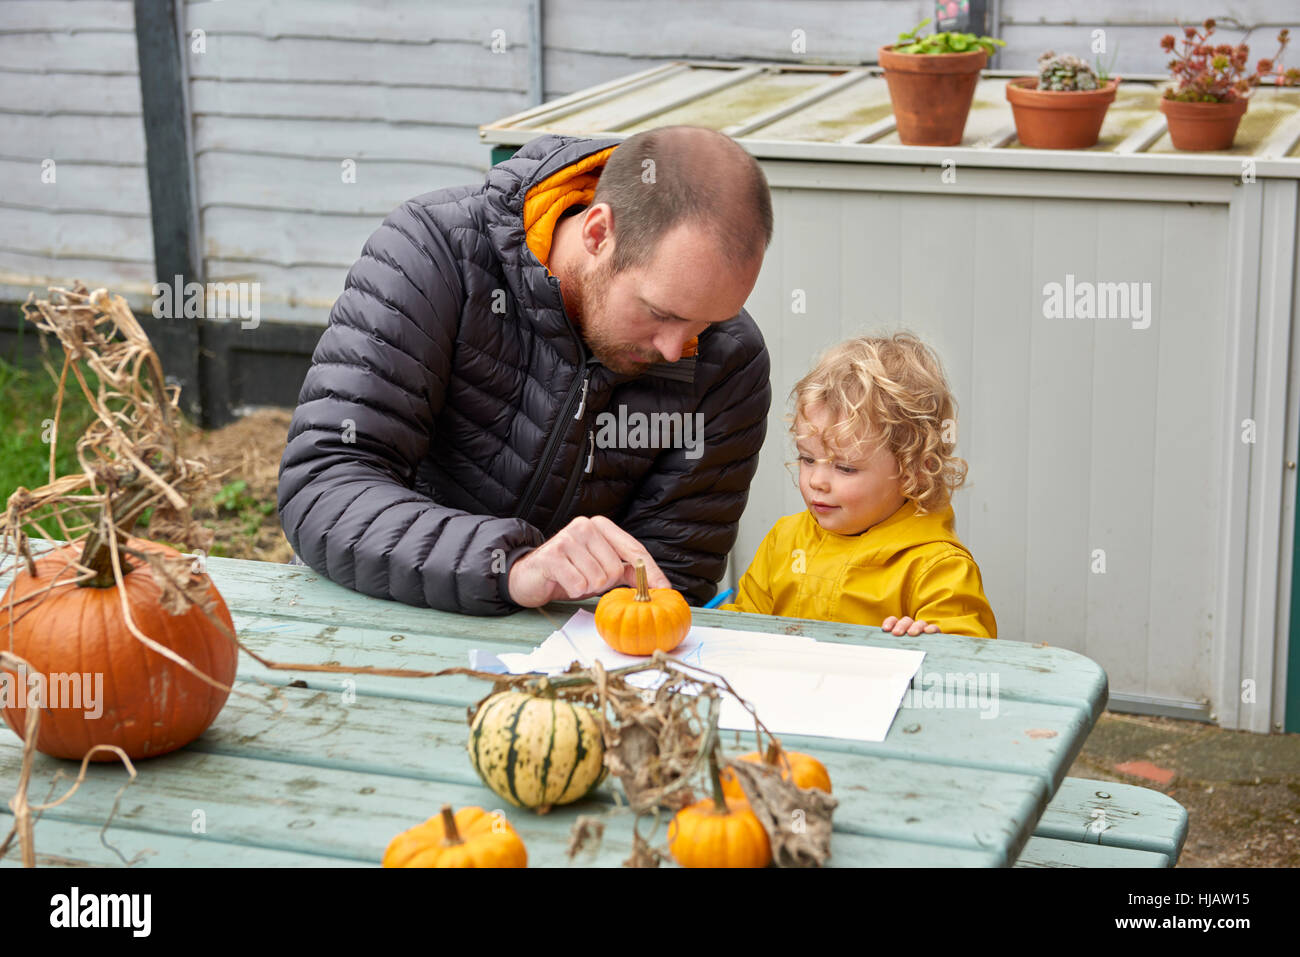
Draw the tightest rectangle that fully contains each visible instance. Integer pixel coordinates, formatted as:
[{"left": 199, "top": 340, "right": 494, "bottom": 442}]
[
  {"left": 1159, "top": 19, "right": 1300, "bottom": 151},
  {"left": 879, "top": 18, "right": 1005, "bottom": 146},
  {"left": 1005, "top": 51, "right": 1121, "bottom": 149}
]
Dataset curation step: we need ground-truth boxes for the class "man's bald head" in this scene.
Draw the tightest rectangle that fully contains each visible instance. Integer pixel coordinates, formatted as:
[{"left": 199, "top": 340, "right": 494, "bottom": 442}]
[{"left": 592, "top": 125, "right": 772, "bottom": 275}]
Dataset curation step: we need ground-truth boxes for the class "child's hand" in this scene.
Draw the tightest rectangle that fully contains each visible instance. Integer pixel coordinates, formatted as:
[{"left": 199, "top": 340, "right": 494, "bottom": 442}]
[{"left": 881, "top": 616, "right": 939, "bottom": 636}]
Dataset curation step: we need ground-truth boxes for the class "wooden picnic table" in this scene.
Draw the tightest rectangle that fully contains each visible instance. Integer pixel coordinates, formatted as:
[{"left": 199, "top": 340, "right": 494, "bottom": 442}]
[{"left": 0, "top": 554, "right": 1107, "bottom": 868}]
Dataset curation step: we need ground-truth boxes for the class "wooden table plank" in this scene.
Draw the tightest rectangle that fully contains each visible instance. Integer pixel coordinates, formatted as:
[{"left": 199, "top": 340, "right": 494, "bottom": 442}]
[
  {"left": 231, "top": 614, "right": 1095, "bottom": 793},
  {"left": 172, "top": 680, "right": 1045, "bottom": 860},
  {"left": 1015, "top": 835, "right": 1171, "bottom": 868},
  {"left": 228, "top": 605, "right": 1108, "bottom": 725},
  {"left": 0, "top": 742, "right": 1004, "bottom": 867},
  {"left": 0, "top": 812, "right": 371, "bottom": 868},
  {"left": 1, "top": 552, "right": 1107, "bottom": 720},
  {"left": 204, "top": 558, "right": 1107, "bottom": 721}
]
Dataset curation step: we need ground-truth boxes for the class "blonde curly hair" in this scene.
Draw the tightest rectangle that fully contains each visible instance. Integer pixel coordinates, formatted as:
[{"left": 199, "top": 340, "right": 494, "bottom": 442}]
[{"left": 789, "top": 333, "right": 967, "bottom": 514}]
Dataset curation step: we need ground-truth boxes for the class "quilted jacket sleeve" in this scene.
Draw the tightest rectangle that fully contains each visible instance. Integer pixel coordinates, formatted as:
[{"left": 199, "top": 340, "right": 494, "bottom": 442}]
[
  {"left": 277, "top": 201, "right": 545, "bottom": 616},
  {"left": 616, "top": 321, "right": 771, "bottom": 605}
]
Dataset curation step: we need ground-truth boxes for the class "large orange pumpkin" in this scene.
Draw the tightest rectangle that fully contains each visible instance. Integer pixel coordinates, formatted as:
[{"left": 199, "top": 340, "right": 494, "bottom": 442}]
[
  {"left": 594, "top": 560, "right": 691, "bottom": 656},
  {"left": 0, "top": 537, "right": 237, "bottom": 760}
]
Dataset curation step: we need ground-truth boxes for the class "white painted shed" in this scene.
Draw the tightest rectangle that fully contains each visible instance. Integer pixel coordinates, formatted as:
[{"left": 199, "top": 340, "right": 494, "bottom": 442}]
[{"left": 481, "top": 61, "right": 1300, "bottom": 732}]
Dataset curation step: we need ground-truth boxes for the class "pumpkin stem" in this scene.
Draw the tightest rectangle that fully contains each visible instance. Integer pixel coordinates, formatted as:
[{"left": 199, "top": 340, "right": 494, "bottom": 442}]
[
  {"left": 440, "top": 804, "right": 464, "bottom": 846},
  {"left": 708, "top": 750, "right": 729, "bottom": 812},
  {"left": 76, "top": 483, "right": 155, "bottom": 588},
  {"left": 764, "top": 740, "right": 782, "bottom": 766},
  {"left": 78, "top": 521, "right": 122, "bottom": 588},
  {"left": 634, "top": 559, "right": 650, "bottom": 602}
]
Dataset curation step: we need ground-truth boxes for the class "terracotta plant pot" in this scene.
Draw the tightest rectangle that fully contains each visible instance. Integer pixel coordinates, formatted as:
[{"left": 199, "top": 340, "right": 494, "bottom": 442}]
[
  {"left": 1005, "top": 76, "right": 1121, "bottom": 149},
  {"left": 879, "top": 44, "right": 988, "bottom": 146},
  {"left": 1158, "top": 96, "right": 1249, "bottom": 151}
]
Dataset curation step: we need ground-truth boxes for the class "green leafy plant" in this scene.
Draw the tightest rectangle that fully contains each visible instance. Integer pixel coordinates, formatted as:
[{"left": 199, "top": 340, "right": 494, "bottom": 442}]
[
  {"left": 213, "top": 478, "right": 251, "bottom": 512},
  {"left": 894, "top": 17, "right": 1005, "bottom": 56},
  {"left": 1037, "top": 51, "right": 1099, "bottom": 90},
  {"left": 211, "top": 479, "right": 275, "bottom": 539}
]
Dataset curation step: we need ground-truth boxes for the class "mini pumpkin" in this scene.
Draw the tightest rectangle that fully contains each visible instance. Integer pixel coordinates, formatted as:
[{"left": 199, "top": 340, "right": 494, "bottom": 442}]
[
  {"left": 467, "top": 689, "right": 605, "bottom": 812},
  {"left": 382, "top": 804, "right": 527, "bottom": 868},
  {"left": 594, "top": 559, "right": 691, "bottom": 655},
  {"left": 720, "top": 741, "right": 833, "bottom": 800},
  {"left": 668, "top": 752, "right": 772, "bottom": 868},
  {"left": 669, "top": 795, "right": 771, "bottom": 868}
]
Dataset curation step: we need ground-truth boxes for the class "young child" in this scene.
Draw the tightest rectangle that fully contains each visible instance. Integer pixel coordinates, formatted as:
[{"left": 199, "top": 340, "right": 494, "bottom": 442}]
[{"left": 720, "top": 333, "right": 997, "bottom": 639}]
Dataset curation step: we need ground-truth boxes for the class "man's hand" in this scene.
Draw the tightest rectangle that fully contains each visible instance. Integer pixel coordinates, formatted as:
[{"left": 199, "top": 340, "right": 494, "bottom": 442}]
[
  {"left": 507, "top": 515, "right": 672, "bottom": 608},
  {"left": 881, "top": 616, "right": 940, "bottom": 636}
]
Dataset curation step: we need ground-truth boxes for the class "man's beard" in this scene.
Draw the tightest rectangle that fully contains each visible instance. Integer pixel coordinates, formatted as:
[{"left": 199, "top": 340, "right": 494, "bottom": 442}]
[{"left": 571, "top": 257, "right": 656, "bottom": 375}]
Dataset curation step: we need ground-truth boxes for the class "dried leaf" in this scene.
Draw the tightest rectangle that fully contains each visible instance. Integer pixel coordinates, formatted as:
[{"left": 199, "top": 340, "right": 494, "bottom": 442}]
[
  {"left": 146, "top": 502, "right": 214, "bottom": 554},
  {"left": 595, "top": 667, "right": 712, "bottom": 812},
  {"left": 726, "top": 759, "right": 838, "bottom": 867},
  {"left": 133, "top": 548, "right": 218, "bottom": 617},
  {"left": 566, "top": 815, "right": 605, "bottom": 859},
  {"left": 623, "top": 830, "right": 664, "bottom": 868}
]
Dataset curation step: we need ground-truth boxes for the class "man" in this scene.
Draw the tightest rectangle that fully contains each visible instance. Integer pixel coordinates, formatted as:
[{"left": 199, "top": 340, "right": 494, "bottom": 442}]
[{"left": 277, "top": 125, "right": 772, "bottom": 615}]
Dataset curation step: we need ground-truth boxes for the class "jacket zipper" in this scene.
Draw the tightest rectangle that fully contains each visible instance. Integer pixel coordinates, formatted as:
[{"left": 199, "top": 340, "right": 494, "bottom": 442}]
[
  {"left": 546, "top": 426, "right": 593, "bottom": 537},
  {"left": 515, "top": 359, "right": 590, "bottom": 524},
  {"left": 544, "top": 354, "right": 601, "bottom": 534}
]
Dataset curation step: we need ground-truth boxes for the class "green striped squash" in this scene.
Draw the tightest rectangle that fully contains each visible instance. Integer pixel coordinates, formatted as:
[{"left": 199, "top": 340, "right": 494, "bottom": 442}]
[{"left": 467, "top": 691, "right": 605, "bottom": 811}]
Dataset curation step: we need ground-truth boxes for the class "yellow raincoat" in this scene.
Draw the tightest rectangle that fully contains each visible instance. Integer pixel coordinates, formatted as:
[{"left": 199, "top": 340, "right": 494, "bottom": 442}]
[{"left": 720, "top": 502, "right": 997, "bottom": 638}]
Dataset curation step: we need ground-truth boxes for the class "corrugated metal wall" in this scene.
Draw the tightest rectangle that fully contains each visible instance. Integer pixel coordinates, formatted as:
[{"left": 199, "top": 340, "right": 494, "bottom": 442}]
[{"left": 743, "top": 166, "right": 1232, "bottom": 711}]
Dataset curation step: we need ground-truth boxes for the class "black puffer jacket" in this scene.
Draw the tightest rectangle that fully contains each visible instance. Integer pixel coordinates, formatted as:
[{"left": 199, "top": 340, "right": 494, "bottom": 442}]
[{"left": 277, "top": 134, "right": 771, "bottom": 615}]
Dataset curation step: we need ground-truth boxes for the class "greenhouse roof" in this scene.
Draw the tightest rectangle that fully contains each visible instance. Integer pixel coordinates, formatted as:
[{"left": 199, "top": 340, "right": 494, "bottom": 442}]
[{"left": 480, "top": 61, "right": 1300, "bottom": 178}]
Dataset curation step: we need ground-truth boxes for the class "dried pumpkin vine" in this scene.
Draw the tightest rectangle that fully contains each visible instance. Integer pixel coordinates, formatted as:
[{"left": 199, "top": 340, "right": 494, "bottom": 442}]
[
  {"left": 0, "top": 285, "right": 220, "bottom": 867},
  {"left": 0, "top": 285, "right": 437, "bottom": 867}
]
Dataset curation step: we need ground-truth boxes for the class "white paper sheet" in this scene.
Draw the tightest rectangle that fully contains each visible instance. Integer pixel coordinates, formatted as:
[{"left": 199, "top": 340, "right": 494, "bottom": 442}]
[{"left": 487, "top": 610, "right": 925, "bottom": 742}]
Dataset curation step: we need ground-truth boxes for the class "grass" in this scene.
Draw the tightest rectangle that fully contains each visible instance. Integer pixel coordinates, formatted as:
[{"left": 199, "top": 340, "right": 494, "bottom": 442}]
[
  {"left": 0, "top": 352, "right": 105, "bottom": 540},
  {"left": 211, "top": 479, "right": 277, "bottom": 540},
  {"left": 0, "top": 352, "right": 235, "bottom": 554},
  {"left": 1, "top": 347, "right": 283, "bottom": 562}
]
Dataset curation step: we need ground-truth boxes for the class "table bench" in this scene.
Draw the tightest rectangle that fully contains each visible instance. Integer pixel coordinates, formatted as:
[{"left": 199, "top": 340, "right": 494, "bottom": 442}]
[{"left": 1015, "top": 776, "right": 1188, "bottom": 867}]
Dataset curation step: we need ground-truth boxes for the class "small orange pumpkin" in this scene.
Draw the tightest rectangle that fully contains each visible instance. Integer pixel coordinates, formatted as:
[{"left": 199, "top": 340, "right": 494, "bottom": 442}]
[
  {"left": 594, "top": 559, "right": 691, "bottom": 656},
  {"left": 721, "top": 741, "right": 833, "bottom": 800},
  {"left": 669, "top": 795, "right": 771, "bottom": 868},
  {"left": 669, "top": 755, "right": 771, "bottom": 868},
  {"left": 382, "top": 804, "right": 527, "bottom": 868}
]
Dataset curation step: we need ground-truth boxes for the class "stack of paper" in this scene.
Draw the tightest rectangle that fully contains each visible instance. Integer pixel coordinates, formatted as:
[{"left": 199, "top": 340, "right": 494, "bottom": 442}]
[{"left": 486, "top": 610, "right": 925, "bottom": 743}]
